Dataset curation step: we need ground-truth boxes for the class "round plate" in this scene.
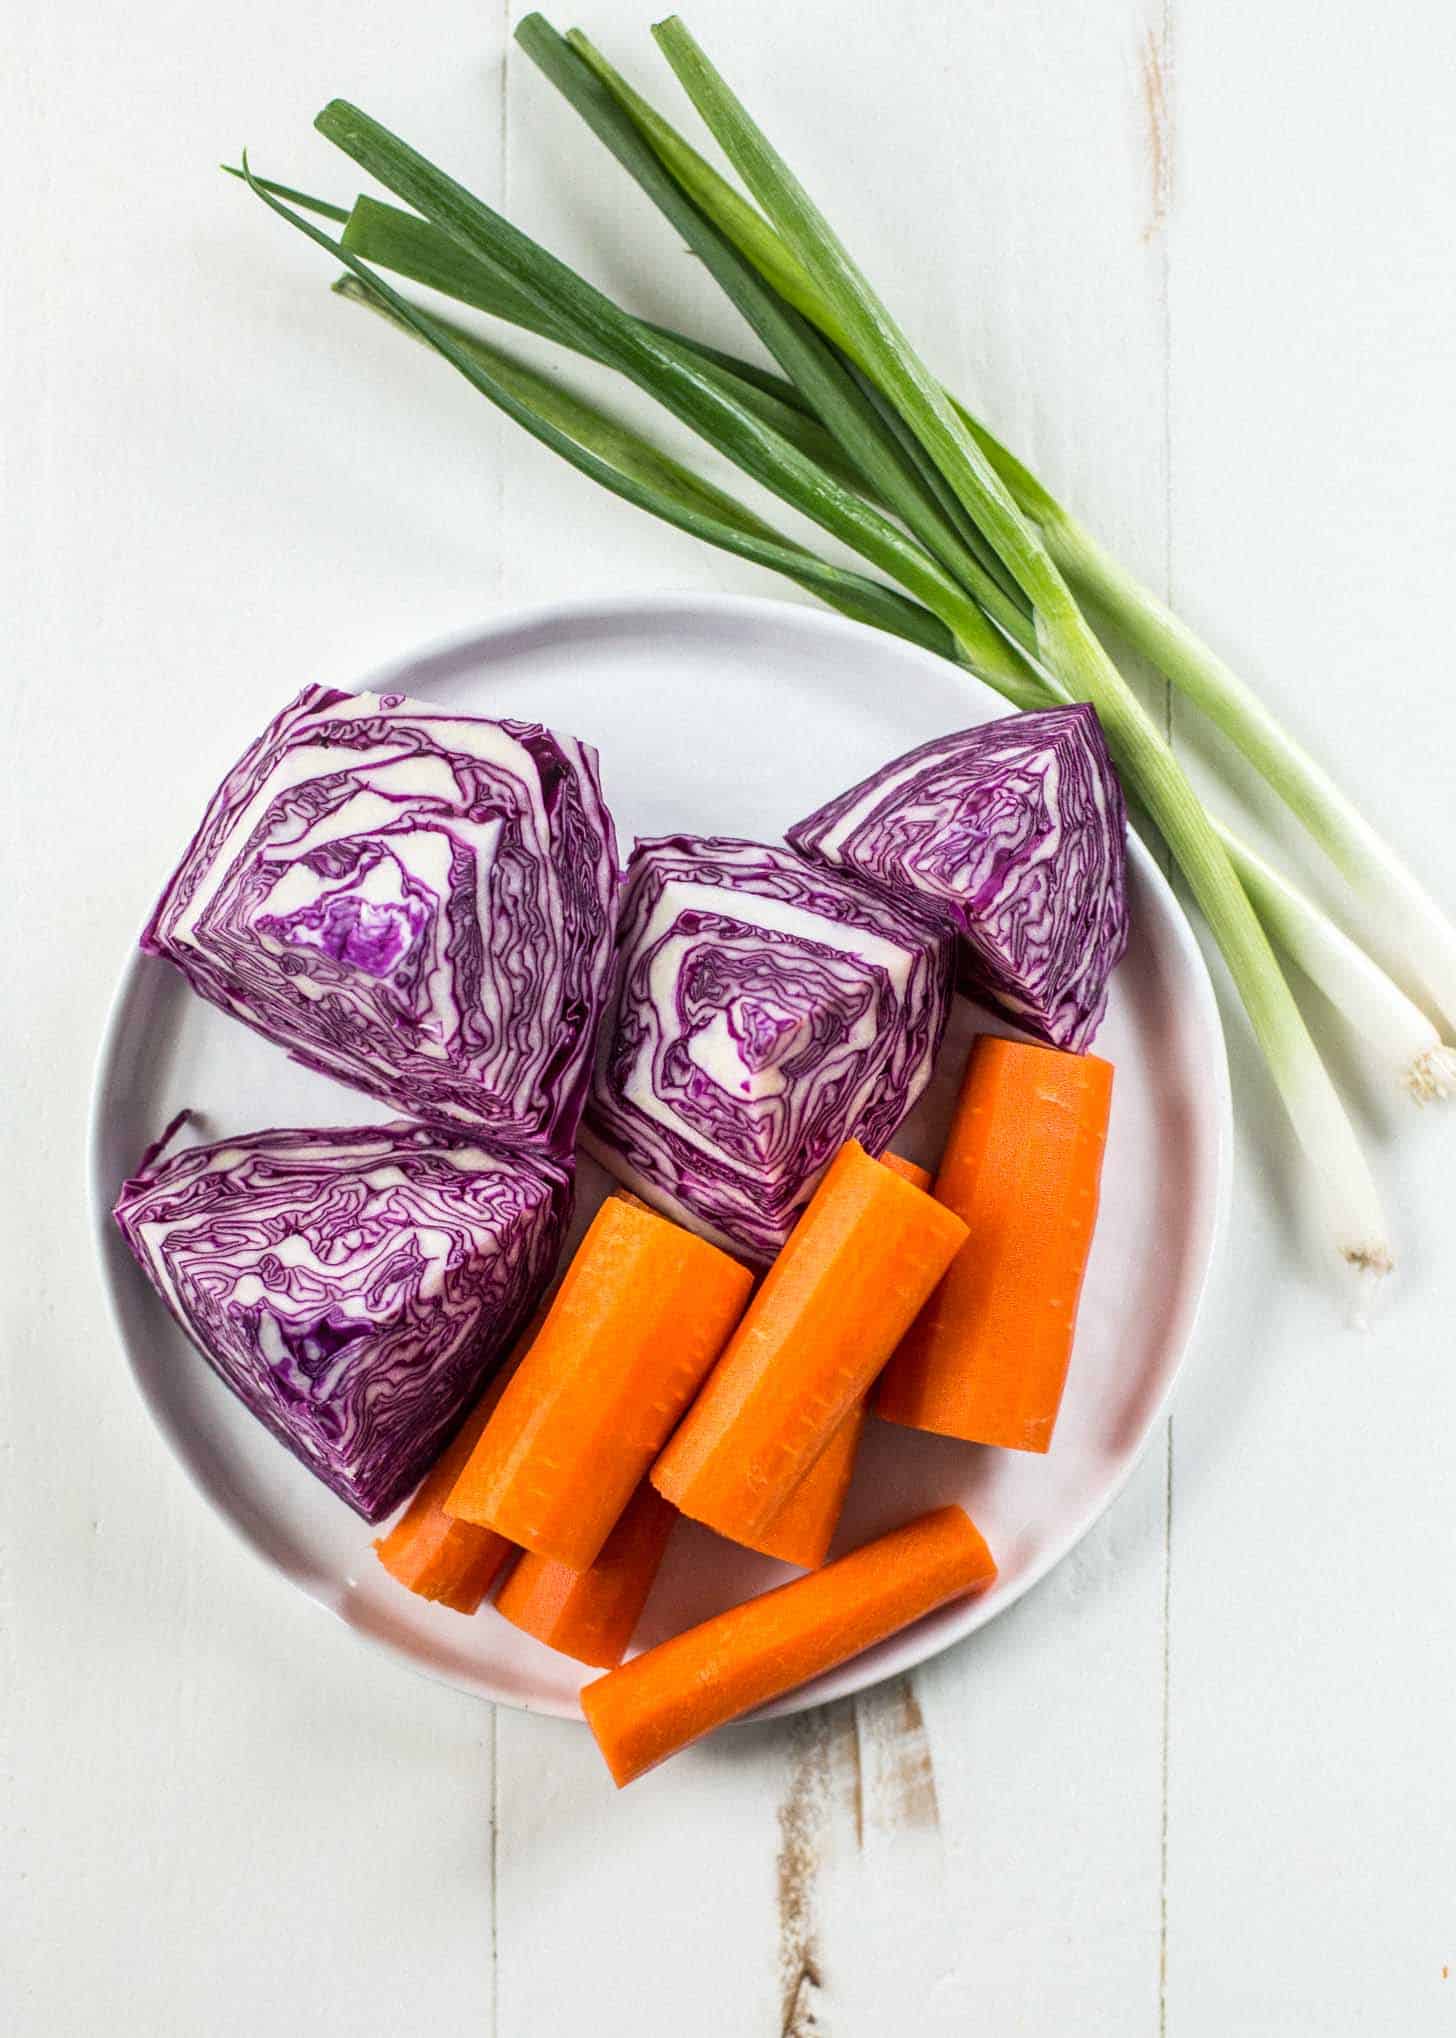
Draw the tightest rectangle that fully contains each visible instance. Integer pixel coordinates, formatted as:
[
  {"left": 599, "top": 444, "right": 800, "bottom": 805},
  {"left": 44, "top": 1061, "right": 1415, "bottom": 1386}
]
[{"left": 90, "top": 593, "right": 1230, "bottom": 1721}]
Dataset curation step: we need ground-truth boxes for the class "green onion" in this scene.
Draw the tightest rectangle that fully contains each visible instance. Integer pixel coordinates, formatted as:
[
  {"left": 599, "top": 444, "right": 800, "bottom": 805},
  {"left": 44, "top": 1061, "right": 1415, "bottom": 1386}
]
[
  {"left": 234, "top": 37, "right": 1409, "bottom": 1294},
  {"left": 344, "top": 194, "right": 809, "bottom": 410},
  {"left": 1216, "top": 828, "right": 1456, "bottom": 1106},
  {"left": 1039, "top": 517, "right": 1456, "bottom": 1039},
  {"left": 310, "top": 100, "right": 1029, "bottom": 688},
  {"left": 338, "top": 195, "right": 874, "bottom": 498},
  {"left": 514, "top": 19, "right": 1035, "bottom": 652},
  {"left": 245, "top": 170, "right": 957, "bottom": 657},
  {"left": 643, "top": 16, "right": 1392, "bottom": 1291},
  {"left": 219, "top": 165, "right": 351, "bottom": 222},
  {"left": 225, "top": 161, "right": 833, "bottom": 426},
  {"left": 551, "top": 27, "right": 1456, "bottom": 1052},
  {"left": 560, "top": 28, "right": 846, "bottom": 344}
]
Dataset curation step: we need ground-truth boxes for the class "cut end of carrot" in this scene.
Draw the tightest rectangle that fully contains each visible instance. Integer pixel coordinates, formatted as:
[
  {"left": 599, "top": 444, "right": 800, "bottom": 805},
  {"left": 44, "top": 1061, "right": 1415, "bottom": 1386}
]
[
  {"left": 495, "top": 1483, "right": 677, "bottom": 1669},
  {"left": 373, "top": 1522, "right": 513, "bottom": 1612},
  {"left": 877, "top": 1037, "right": 1113, "bottom": 1453},
  {"left": 877, "top": 1150, "right": 933, "bottom": 1193},
  {"left": 874, "top": 1388, "right": 1055, "bottom": 1454}
]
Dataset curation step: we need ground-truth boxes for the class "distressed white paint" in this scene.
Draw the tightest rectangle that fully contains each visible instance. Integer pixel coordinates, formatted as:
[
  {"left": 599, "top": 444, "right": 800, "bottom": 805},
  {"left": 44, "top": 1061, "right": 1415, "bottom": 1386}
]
[
  {"left": 3, "top": 1, "right": 1454, "bottom": 2033},
  {"left": 1164, "top": 3, "right": 1456, "bottom": 2031}
]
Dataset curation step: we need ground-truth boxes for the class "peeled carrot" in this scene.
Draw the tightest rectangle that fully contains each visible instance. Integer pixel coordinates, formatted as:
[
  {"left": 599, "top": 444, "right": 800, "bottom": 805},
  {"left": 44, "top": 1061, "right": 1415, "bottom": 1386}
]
[
  {"left": 877, "top": 1036, "right": 1114, "bottom": 1452},
  {"left": 495, "top": 1481, "right": 677, "bottom": 1670},
  {"left": 651, "top": 1143, "right": 967, "bottom": 1544},
  {"left": 738, "top": 1398, "right": 866, "bottom": 1568},
  {"left": 445, "top": 1195, "right": 752, "bottom": 1569},
  {"left": 372, "top": 1305, "right": 549, "bottom": 1612},
  {"left": 738, "top": 1152, "right": 932, "bottom": 1570},
  {"left": 582, "top": 1504, "right": 996, "bottom": 1785}
]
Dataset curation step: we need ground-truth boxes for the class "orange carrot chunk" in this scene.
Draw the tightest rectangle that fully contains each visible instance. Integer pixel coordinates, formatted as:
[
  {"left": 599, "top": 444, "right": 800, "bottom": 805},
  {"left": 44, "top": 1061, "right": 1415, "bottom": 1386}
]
[
  {"left": 876, "top": 1036, "right": 1114, "bottom": 1453},
  {"left": 737, "top": 1397, "right": 866, "bottom": 1569},
  {"left": 372, "top": 1310, "right": 546, "bottom": 1612},
  {"left": 582, "top": 1504, "right": 996, "bottom": 1786},
  {"left": 651, "top": 1143, "right": 967, "bottom": 1545},
  {"left": 495, "top": 1482, "right": 678, "bottom": 1670},
  {"left": 445, "top": 1196, "right": 752, "bottom": 1569},
  {"left": 878, "top": 1152, "right": 933, "bottom": 1192},
  {"left": 735, "top": 1153, "right": 930, "bottom": 1570}
]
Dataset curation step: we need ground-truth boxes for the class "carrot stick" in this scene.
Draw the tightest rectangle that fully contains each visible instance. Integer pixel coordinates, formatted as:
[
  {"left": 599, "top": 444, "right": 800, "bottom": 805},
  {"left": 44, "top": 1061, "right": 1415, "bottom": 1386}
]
[
  {"left": 372, "top": 1304, "right": 550, "bottom": 1612},
  {"left": 495, "top": 1481, "right": 677, "bottom": 1669},
  {"left": 736, "top": 1151, "right": 931, "bottom": 1569},
  {"left": 876, "top": 1036, "right": 1114, "bottom": 1452},
  {"left": 737, "top": 1398, "right": 866, "bottom": 1568},
  {"left": 582, "top": 1505, "right": 996, "bottom": 1785},
  {"left": 651, "top": 1143, "right": 967, "bottom": 1544},
  {"left": 445, "top": 1196, "right": 752, "bottom": 1569}
]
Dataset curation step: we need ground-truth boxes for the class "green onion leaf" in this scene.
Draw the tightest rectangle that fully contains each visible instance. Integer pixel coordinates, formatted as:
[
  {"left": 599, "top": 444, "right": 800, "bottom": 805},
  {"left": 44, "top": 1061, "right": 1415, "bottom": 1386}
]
[
  {"left": 557, "top": 32, "right": 1456, "bottom": 1049},
  {"left": 518, "top": 15, "right": 1034, "bottom": 653},
  {"left": 562, "top": 28, "right": 844, "bottom": 347},
  {"left": 310, "top": 99, "right": 1021, "bottom": 678},
  {"left": 240, "top": 164, "right": 957, "bottom": 658},
  {"left": 642, "top": 19, "right": 1393, "bottom": 1287},
  {"left": 220, "top": 165, "right": 351, "bottom": 223},
  {"left": 335, "top": 276, "right": 955, "bottom": 653},
  {"left": 340, "top": 195, "right": 860, "bottom": 487},
  {"left": 649, "top": 17, "right": 1063, "bottom": 612}
]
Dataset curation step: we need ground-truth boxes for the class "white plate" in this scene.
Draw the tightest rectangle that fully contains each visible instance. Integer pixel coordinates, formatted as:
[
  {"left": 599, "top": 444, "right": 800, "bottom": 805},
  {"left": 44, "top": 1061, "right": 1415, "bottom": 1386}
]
[{"left": 90, "top": 593, "right": 1230, "bottom": 1721}]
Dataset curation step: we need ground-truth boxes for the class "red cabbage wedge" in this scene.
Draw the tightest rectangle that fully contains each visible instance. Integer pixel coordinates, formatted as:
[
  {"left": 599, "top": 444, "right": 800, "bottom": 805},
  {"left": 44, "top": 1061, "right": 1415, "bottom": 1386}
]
[
  {"left": 114, "top": 1122, "right": 570, "bottom": 1521},
  {"left": 788, "top": 705, "right": 1128, "bottom": 1051},
  {"left": 143, "top": 686, "right": 618, "bottom": 1155},
  {"left": 584, "top": 834, "right": 952, "bottom": 1262}
]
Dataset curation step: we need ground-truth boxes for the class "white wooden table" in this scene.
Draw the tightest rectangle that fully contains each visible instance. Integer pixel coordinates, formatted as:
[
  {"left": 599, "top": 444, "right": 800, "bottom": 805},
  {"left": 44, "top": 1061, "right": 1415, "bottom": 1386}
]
[{"left": 5, "top": 3, "right": 1455, "bottom": 2030}]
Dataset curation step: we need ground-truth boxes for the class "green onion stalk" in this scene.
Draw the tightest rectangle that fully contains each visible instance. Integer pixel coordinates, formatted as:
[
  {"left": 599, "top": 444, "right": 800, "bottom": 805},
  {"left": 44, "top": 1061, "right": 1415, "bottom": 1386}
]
[
  {"left": 338, "top": 256, "right": 1451, "bottom": 1108},
  {"left": 604, "top": 16, "right": 1391, "bottom": 1292},
  {"left": 234, "top": 21, "right": 1424, "bottom": 1298},
  {"left": 562, "top": 21, "right": 1456, "bottom": 1047},
  {"left": 1215, "top": 830, "right": 1456, "bottom": 1105}
]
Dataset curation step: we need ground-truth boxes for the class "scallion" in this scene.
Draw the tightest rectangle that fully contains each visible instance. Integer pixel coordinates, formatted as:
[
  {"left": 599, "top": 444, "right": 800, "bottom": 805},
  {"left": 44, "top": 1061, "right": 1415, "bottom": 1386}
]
[
  {"left": 642, "top": 16, "right": 1392, "bottom": 1290},
  {"left": 1216, "top": 828, "right": 1456, "bottom": 1106},
  {"left": 231, "top": 23, "right": 1440, "bottom": 1296},
  {"left": 554, "top": 23, "right": 1456, "bottom": 1051}
]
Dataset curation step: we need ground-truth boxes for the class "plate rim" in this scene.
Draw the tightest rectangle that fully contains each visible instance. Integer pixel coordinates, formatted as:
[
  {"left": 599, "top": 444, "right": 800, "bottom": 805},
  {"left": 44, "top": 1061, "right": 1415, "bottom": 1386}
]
[{"left": 88, "top": 588, "right": 1233, "bottom": 1724}]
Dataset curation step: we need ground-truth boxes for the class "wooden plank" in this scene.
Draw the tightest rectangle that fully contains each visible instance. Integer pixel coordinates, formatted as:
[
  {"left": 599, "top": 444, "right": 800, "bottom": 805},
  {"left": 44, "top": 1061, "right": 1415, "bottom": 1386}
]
[
  {"left": 800, "top": 1453, "right": 1170, "bottom": 2036},
  {"left": 1164, "top": 1, "right": 1456, "bottom": 2029},
  {"left": 493, "top": 1709, "right": 785, "bottom": 2031},
  {"left": 493, "top": 4, "right": 1176, "bottom": 2032}
]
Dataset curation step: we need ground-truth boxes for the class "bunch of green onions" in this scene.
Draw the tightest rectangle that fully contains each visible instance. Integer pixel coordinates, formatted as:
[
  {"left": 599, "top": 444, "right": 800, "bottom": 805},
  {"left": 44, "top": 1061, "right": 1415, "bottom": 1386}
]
[{"left": 236, "top": 13, "right": 1456, "bottom": 1305}]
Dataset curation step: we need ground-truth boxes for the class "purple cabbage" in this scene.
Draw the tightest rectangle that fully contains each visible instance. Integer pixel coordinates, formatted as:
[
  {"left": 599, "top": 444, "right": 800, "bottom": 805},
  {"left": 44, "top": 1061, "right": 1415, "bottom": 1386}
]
[
  {"left": 114, "top": 1122, "right": 570, "bottom": 1520},
  {"left": 787, "top": 705, "right": 1129, "bottom": 1051},
  {"left": 143, "top": 687, "right": 619, "bottom": 1154},
  {"left": 584, "top": 835, "right": 953, "bottom": 1262}
]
